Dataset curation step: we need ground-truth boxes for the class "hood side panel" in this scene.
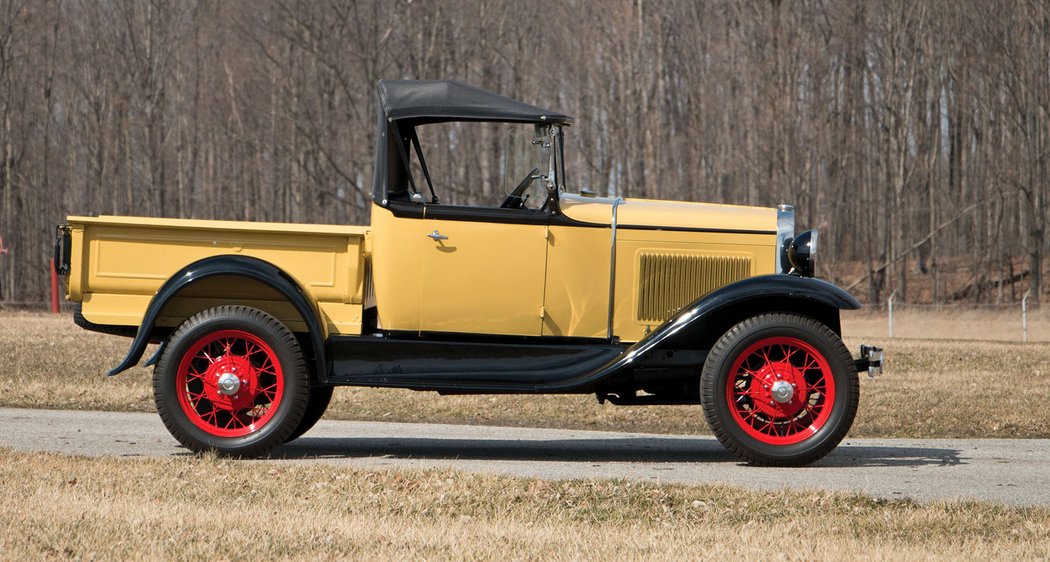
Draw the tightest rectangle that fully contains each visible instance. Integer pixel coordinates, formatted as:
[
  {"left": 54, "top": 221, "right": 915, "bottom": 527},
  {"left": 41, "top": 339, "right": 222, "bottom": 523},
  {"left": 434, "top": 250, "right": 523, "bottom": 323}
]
[{"left": 559, "top": 193, "right": 777, "bottom": 233}]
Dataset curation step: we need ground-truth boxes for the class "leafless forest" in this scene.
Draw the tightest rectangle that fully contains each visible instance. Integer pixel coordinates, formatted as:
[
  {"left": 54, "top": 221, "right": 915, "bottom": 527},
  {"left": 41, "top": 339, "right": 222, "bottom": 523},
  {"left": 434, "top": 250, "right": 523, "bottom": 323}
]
[{"left": 0, "top": 0, "right": 1047, "bottom": 306}]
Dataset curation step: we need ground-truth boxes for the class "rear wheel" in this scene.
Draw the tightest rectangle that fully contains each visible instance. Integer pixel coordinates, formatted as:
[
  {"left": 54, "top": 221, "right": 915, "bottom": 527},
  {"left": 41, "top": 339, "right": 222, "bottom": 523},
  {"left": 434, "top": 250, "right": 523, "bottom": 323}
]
[
  {"left": 701, "top": 313, "right": 858, "bottom": 466},
  {"left": 284, "top": 385, "right": 333, "bottom": 443},
  {"left": 153, "top": 306, "right": 308, "bottom": 457}
]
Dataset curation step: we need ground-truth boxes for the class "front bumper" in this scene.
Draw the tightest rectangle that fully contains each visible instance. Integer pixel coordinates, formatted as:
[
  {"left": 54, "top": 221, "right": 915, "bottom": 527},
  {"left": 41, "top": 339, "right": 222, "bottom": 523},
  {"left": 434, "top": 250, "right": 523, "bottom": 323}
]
[{"left": 854, "top": 345, "right": 884, "bottom": 378}]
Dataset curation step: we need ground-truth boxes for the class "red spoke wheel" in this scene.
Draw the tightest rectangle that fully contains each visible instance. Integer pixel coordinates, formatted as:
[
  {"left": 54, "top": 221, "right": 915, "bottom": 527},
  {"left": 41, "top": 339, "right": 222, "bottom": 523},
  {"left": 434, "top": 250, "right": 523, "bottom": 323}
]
[
  {"left": 176, "top": 329, "right": 285, "bottom": 438},
  {"left": 154, "top": 306, "right": 309, "bottom": 457},
  {"left": 726, "top": 337, "right": 835, "bottom": 446},
  {"left": 701, "top": 313, "right": 858, "bottom": 466}
]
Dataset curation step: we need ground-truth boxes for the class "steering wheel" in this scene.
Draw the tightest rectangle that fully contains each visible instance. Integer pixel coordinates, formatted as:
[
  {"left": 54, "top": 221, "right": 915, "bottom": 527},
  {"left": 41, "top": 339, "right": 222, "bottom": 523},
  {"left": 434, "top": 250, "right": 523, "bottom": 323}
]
[{"left": 500, "top": 167, "right": 540, "bottom": 209}]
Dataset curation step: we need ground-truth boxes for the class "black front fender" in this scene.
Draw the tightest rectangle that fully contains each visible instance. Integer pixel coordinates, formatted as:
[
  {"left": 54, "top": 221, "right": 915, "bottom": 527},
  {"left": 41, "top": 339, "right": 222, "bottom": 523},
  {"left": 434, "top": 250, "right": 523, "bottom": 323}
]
[
  {"left": 107, "top": 255, "right": 327, "bottom": 378},
  {"left": 578, "top": 275, "right": 861, "bottom": 386}
]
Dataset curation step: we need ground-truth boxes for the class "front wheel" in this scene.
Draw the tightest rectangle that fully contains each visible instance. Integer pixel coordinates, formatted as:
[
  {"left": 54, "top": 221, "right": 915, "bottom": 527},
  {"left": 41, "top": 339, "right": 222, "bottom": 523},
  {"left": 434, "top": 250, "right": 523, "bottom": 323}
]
[
  {"left": 153, "top": 306, "right": 309, "bottom": 457},
  {"left": 701, "top": 313, "right": 858, "bottom": 466}
]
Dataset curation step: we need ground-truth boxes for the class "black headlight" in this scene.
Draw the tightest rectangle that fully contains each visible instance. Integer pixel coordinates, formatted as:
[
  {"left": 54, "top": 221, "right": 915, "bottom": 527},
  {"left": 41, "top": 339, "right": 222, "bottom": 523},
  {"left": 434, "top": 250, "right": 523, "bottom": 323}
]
[{"left": 787, "top": 229, "right": 818, "bottom": 277}]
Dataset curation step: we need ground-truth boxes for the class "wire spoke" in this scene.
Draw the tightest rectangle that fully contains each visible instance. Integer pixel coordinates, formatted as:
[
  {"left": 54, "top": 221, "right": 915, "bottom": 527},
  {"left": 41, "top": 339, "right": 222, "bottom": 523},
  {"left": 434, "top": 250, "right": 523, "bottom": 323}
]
[{"left": 726, "top": 336, "right": 838, "bottom": 443}]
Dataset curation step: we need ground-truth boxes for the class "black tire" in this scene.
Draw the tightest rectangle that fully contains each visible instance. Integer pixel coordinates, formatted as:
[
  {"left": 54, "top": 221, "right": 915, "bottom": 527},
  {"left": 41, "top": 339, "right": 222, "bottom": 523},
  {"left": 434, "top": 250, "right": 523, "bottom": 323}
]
[
  {"left": 153, "top": 305, "right": 309, "bottom": 457},
  {"left": 284, "top": 385, "right": 334, "bottom": 443},
  {"left": 700, "top": 313, "right": 858, "bottom": 467}
]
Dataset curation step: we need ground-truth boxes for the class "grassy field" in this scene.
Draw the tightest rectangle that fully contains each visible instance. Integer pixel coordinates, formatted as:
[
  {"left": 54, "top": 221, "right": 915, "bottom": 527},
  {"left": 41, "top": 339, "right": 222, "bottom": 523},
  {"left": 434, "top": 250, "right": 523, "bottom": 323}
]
[
  {"left": 845, "top": 306, "right": 1050, "bottom": 342},
  {"left": 2, "top": 447, "right": 1048, "bottom": 560},
  {"left": 3, "top": 309, "right": 1049, "bottom": 438}
]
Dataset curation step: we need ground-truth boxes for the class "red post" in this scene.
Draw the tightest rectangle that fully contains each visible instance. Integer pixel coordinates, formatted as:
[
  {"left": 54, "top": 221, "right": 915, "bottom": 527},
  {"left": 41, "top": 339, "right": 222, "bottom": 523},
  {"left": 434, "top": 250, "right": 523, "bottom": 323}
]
[{"left": 50, "top": 258, "right": 60, "bottom": 314}]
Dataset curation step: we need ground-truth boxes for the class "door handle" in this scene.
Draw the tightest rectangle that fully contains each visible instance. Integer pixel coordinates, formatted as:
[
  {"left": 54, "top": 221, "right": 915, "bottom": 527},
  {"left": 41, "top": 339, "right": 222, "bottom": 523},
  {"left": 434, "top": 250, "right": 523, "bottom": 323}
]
[{"left": 427, "top": 229, "right": 449, "bottom": 241}]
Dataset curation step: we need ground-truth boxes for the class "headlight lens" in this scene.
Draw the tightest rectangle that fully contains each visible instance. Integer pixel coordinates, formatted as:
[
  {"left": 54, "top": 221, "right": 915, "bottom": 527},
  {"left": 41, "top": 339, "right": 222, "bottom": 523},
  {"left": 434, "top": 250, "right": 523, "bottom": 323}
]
[{"left": 787, "top": 229, "right": 818, "bottom": 277}]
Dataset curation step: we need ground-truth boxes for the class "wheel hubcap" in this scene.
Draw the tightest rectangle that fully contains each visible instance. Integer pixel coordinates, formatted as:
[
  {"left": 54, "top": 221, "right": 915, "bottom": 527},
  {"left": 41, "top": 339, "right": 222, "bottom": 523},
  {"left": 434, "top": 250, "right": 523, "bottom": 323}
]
[
  {"left": 216, "top": 372, "right": 242, "bottom": 396},
  {"left": 770, "top": 380, "right": 794, "bottom": 403},
  {"left": 725, "top": 336, "right": 836, "bottom": 446}
]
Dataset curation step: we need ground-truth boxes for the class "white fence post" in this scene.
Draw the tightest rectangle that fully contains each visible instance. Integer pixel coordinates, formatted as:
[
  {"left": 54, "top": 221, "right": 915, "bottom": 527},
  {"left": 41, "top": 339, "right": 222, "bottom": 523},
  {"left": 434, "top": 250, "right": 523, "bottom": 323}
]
[
  {"left": 888, "top": 290, "right": 898, "bottom": 339},
  {"left": 1023, "top": 290, "right": 1031, "bottom": 343}
]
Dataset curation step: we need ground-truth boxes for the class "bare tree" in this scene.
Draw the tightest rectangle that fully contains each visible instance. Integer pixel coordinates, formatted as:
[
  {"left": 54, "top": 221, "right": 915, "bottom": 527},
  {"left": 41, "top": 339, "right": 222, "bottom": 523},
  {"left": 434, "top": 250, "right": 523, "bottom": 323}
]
[{"left": 0, "top": 0, "right": 1047, "bottom": 306}]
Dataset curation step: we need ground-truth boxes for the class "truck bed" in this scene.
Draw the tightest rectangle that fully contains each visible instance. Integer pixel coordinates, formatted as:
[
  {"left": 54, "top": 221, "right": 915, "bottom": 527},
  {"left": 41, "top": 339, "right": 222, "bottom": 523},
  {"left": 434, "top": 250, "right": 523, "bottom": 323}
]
[{"left": 64, "top": 215, "right": 369, "bottom": 336}]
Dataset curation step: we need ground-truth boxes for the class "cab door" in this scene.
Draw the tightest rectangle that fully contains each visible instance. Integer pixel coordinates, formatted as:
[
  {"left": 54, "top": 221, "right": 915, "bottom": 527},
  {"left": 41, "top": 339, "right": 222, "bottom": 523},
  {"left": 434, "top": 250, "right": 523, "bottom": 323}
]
[{"left": 419, "top": 207, "right": 548, "bottom": 336}]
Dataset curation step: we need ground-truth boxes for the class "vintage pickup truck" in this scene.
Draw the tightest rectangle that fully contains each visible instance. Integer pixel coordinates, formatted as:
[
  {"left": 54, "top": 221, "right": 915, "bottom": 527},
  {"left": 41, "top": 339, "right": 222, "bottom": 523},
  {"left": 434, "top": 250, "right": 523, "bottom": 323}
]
[{"left": 56, "top": 80, "right": 881, "bottom": 466}]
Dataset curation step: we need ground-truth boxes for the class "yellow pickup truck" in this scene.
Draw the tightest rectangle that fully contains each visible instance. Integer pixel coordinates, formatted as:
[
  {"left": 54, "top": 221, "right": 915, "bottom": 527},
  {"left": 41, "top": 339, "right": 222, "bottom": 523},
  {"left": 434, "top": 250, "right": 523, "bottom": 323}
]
[{"left": 56, "top": 80, "right": 881, "bottom": 466}]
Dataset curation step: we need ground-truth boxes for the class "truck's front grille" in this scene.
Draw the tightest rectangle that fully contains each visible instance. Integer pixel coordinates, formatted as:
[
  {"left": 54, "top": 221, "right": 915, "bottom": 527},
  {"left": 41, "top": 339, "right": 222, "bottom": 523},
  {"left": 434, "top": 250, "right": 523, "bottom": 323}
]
[{"left": 635, "top": 252, "right": 751, "bottom": 323}]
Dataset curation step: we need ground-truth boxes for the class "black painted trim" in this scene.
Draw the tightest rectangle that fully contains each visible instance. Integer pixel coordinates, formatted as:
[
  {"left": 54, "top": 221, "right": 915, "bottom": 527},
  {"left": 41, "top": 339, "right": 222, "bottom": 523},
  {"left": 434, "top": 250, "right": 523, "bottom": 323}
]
[
  {"left": 327, "top": 335, "right": 625, "bottom": 391},
  {"left": 380, "top": 330, "right": 613, "bottom": 347},
  {"left": 384, "top": 200, "right": 424, "bottom": 219},
  {"left": 385, "top": 200, "right": 552, "bottom": 226},
  {"left": 385, "top": 200, "right": 775, "bottom": 235},
  {"left": 144, "top": 340, "right": 167, "bottom": 367},
  {"left": 549, "top": 208, "right": 775, "bottom": 235},
  {"left": 106, "top": 255, "right": 327, "bottom": 379},
  {"left": 617, "top": 224, "right": 777, "bottom": 235},
  {"left": 53, "top": 225, "right": 72, "bottom": 276},
  {"left": 425, "top": 203, "right": 551, "bottom": 225}
]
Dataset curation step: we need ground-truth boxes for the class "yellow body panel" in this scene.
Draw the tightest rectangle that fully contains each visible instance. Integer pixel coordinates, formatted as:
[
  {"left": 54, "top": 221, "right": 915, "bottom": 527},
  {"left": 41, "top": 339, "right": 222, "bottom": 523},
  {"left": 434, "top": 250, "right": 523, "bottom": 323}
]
[
  {"left": 612, "top": 230, "right": 776, "bottom": 342},
  {"left": 421, "top": 214, "right": 547, "bottom": 336},
  {"left": 560, "top": 193, "right": 776, "bottom": 232},
  {"left": 542, "top": 226, "right": 611, "bottom": 338},
  {"left": 369, "top": 205, "right": 424, "bottom": 331},
  {"left": 66, "top": 215, "right": 368, "bottom": 336},
  {"left": 369, "top": 204, "right": 549, "bottom": 336},
  {"left": 546, "top": 202, "right": 776, "bottom": 340}
]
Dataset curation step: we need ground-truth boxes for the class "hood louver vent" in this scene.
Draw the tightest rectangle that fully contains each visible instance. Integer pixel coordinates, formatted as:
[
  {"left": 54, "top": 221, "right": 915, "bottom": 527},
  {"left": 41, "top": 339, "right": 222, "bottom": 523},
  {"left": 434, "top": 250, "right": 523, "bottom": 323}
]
[{"left": 636, "top": 252, "right": 751, "bottom": 323}]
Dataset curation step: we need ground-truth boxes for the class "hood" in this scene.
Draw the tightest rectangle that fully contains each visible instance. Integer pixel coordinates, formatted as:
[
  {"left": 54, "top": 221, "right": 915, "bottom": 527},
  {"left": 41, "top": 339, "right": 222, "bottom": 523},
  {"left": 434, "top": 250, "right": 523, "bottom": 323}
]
[{"left": 558, "top": 193, "right": 776, "bottom": 233}]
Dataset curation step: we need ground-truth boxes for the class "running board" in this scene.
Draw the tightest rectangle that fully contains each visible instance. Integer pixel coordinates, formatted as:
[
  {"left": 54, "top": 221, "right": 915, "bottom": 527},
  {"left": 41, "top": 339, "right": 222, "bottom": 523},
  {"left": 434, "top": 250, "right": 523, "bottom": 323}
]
[{"left": 326, "top": 335, "right": 626, "bottom": 392}]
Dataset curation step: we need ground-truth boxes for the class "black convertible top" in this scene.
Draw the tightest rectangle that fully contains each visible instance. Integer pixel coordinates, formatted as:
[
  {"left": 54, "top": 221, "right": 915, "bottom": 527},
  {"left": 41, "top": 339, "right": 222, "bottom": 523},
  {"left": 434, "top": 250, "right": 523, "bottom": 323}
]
[
  {"left": 377, "top": 79, "right": 573, "bottom": 125},
  {"left": 371, "top": 79, "right": 572, "bottom": 203}
]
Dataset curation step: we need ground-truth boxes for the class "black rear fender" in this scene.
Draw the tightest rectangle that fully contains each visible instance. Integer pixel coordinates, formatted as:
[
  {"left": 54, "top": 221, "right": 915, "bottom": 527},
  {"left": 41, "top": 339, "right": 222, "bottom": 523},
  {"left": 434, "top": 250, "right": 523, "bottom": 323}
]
[{"left": 107, "top": 255, "right": 327, "bottom": 380}]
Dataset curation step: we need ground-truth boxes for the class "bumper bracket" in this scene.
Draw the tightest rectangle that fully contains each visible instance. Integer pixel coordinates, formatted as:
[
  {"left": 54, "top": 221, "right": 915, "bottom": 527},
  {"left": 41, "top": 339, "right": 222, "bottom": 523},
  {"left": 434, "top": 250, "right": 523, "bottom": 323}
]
[{"left": 854, "top": 345, "right": 884, "bottom": 378}]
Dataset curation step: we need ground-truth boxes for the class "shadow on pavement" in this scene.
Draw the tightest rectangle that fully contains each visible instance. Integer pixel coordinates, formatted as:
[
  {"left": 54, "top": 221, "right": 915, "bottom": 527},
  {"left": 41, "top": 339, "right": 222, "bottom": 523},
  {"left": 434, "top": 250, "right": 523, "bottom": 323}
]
[
  {"left": 818, "top": 444, "right": 963, "bottom": 468},
  {"left": 276, "top": 436, "right": 735, "bottom": 463},
  {"left": 274, "top": 436, "right": 962, "bottom": 468}
]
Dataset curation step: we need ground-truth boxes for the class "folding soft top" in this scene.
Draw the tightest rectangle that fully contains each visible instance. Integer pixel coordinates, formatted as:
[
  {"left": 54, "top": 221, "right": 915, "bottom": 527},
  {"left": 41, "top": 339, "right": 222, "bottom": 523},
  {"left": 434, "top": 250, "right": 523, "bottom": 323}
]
[{"left": 376, "top": 79, "right": 573, "bottom": 126}]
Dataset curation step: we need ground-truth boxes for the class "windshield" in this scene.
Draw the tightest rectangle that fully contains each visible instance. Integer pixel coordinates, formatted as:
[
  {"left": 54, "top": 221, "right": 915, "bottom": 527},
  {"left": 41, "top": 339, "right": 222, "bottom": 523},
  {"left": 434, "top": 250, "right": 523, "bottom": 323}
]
[{"left": 503, "top": 126, "right": 553, "bottom": 209}]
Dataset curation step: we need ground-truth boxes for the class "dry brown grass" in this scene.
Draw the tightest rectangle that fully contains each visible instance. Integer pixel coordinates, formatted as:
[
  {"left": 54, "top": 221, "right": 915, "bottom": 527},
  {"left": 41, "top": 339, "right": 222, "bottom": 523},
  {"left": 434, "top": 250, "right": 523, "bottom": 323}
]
[
  {"left": 2, "top": 447, "right": 1048, "bottom": 560},
  {"left": 3, "top": 310, "right": 1050, "bottom": 438},
  {"left": 844, "top": 307, "right": 1050, "bottom": 342}
]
